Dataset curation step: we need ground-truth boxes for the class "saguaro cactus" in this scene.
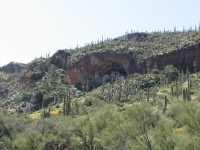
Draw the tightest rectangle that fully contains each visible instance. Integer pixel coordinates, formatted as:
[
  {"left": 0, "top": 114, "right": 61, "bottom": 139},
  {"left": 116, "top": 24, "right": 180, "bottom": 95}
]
[
  {"left": 186, "top": 67, "right": 189, "bottom": 80},
  {"left": 86, "top": 80, "right": 89, "bottom": 92},
  {"left": 82, "top": 83, "right": 85, "bottom": 94},
  {"left": 48, "top": 107, "right": 51, "bottom": 114},
  {"left": 102, "top": 76, "right": 106, "bottom": 95},
  {"left": 63, "top": 95, "right": 66, "bottom": 116},
  {"left": 118, "top": 77, "right": 122, "bottom": 101},
  {"left": 182, "top": 70, "right": 184, "bottom": 82},
  {"left": 63, "top": 88, "right": 71, "bottom": 116},
  {"left": 136, "top": 77, "right": 140, "bottom": 92},
  {"left": 66, "top": 88, "right": 71, "bottom": 115},
  {"left": 175, "top": 80, "right": 178, "bottom": 99},
  {"left": 147, "top": 88, "right": 150, "bottom": 101},
  {"left": 171, "top": 86, "right": 174, "bottom": 98},
  {"left": 159, "top": 76, "right": 162, "bottom": 87},
  {"left": 182, "top": 89, "right": 186, "bottom": 102},
  {"left": 187, "top": 79, "right": 191, "bottom": 101},
  {"left": 163, "top": 95, "right": 168, "bottom": 112},
  {"left": 124, "top": 80, "right": 129, "bottom": 102},
  {"left": 193, "top": 59, "right": 197, "bottom": 73},
  {"left": 108, "top": 89, "right": 112, "bottom": 103},
  {"left": 177, "top": 70, "right": 180, "bottom": 82},
  {"left": 111, "top": 78, "right": 114, "bottom": 96}
]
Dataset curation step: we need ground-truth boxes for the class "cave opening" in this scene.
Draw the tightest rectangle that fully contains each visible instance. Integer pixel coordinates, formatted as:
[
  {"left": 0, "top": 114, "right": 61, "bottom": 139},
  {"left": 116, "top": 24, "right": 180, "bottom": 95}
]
[
  {"left": 86, "top": 62, "right": 128, "bottom": 88},
  {"left": 102, "top": 62, "right": 127, "bottom": 81}
]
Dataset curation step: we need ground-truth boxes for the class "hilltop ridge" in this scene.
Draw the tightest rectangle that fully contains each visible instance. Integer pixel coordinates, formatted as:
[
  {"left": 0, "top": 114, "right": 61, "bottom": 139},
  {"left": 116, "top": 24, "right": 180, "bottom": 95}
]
[{"left": 50, "top": 30, "right": 200, "bottom": 87}]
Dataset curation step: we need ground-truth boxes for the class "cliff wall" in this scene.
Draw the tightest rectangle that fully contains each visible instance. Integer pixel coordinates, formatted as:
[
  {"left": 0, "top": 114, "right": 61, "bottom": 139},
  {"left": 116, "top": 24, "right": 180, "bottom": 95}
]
[
  {"left": 138, "top": 42, "right": 200, "bottom": 74},
  {"left": 52, "top": 42, "right": 200, "bottom": 87}
]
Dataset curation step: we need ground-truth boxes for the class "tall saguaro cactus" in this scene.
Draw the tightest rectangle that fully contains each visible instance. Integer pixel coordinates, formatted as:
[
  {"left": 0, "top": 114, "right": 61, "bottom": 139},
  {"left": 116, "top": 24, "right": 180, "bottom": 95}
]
[
  {"left": 193, "top": 59, "right": 197, "bottom": 73},
  {"left": 63, "top": 88, "right": 71, "bottom": 116},
  {"left": 118, "top": 77, "right": 122, "bottom": 101},
  {"left": 86, "top": 80, "right": 89, "bottom": 92},
  {"left": 124, "top": 80, "right": 129, "bottom": 102},
  {"left": 66, "top": 88, "right": 71, "bottom": 115},
  {"left": 163, "top": 95, "right": 168, "bottom": 112},
  {"left": 187, "top": 79, "right": 191, "bottom": 101},
  {"left": 182, "top": 70, "right": 184, "bottom": 82},
  {"left": 147, "top": 88, "right": 150, "bottom": 101},
  {"left": 136, "top": 77, "right": 140, "bottom": 92},
  {"left": 102, "top": 76, "right": 106, "bottom": 95},
  {"left": 111, "top": 78, "right": 114, "bottom": 96},
  {"left": 82, "top": 82, "right": 85, "bottom": 95},
  {"left": 182, "top": 89, "right": 186, "bottom": 102},
  {"left": 186, "top": 67, "right": 189, "bottom": 80},
  {"left": 63, "top": 95, "right": 66, "bottom": 116},
  {"left": 171, "top": 86, "right": 174, "bottom": 98},
  {"left": 175, "top": 80, "right": 178, "bottom": 99}
]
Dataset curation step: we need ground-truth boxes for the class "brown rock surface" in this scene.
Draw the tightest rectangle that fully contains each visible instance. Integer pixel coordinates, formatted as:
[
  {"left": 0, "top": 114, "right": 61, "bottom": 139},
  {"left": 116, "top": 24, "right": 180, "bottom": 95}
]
[
  {"left": 21, "top": 60, "right": 48, "bottom": 86},
  {"left": 42, "top": 96, "right": 54, "bottom": 108},
  {"left": 51, "top": 42, "right": 200, "bottom": 87},
  {"left": 66, "top": 51, "right": 135, "bottom": 86},
  {"left": 137, "top": 42, "right": 200, "bottom": 74},
  {"left": 21, "top": 72, "right": 43, "bottom": 85},
  {"left": 51, "top": 50, "right": 70, "bottom": 69},
  {"left": 31, "top": 91, "right": 43, "bottom": 110}
]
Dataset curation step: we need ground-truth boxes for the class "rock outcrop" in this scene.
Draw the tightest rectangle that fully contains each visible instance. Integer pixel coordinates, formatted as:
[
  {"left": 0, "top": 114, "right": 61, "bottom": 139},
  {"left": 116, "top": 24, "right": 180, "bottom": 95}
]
[
  {"left": 67, "top": 51, "right": 135, "bottom": 86},
  {"left": 31, "top": 91, "right": 43, "bottom": 110},
  {"left": 52, "top": 42, "right": 200, "bottom": 87},
  {"left": 137, "top": 42, "right": 200, "bottom": 74},
  {"left": 21, "top": 60, "right": 48, "bottom": 86},
  {"left": 51, "top": 50, "right": 70, "bottom": 69},
  {"left": 0, "top": 62, "right": 25, "bottom": 73},
  {"left": 42, "top": 96, "right": 55, "bottom": 108}
]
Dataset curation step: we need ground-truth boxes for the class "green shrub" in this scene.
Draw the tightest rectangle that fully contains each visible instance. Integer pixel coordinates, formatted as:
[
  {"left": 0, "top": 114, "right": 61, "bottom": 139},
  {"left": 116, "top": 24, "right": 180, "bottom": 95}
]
[
  {"left": 84, "top": 96, "right": 92, "bottom": 106},
  {"left": 56, "top": 104, "right": 60, "bottom": 108}
]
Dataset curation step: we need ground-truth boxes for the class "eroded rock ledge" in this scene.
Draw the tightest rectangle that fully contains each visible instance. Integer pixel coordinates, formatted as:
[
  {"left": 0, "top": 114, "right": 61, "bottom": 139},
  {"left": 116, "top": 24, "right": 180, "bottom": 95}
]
[
  {"left": 52, "top": 42, "right": 200, "bottom": 87},
  {"left": 67, "top": 51, "right": 135, "bottom": 86}
]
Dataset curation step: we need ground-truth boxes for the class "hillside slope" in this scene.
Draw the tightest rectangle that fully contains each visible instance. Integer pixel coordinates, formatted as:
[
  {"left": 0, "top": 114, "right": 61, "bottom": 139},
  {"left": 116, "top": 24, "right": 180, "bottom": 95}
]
[{"left": 1, "top": 28, "right": 200, "bottom": 149}]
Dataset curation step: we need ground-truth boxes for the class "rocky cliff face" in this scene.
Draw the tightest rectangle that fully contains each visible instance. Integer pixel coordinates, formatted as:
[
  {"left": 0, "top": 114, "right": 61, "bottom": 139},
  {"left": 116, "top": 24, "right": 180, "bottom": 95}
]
[
  {"left": 51, "top": 50, "right": 70, "bottom": 69},
  {"left": 52, "top": 42, "right": 200, "bottom": 87},
  {"left": 137, "top": 42, "right": 200, "bottom": 74},
  {"left": 21, "top": 60, "right": 48, "bottom": 86},
  {"left": 66, "top": 51, "right": 135, "bottom": 86}
]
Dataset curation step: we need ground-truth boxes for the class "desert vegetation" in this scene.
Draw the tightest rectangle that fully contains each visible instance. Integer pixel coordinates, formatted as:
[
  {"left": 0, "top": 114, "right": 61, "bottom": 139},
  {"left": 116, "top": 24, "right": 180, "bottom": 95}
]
[{"left": 1, "top": 26, "right": 200, "bottom": 149}]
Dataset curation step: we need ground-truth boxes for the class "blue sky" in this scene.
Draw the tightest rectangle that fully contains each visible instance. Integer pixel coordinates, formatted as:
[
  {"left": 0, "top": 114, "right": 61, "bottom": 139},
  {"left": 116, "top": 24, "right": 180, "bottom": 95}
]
[{"left": 0, "top": 0, "right": 200, "bottom": 66}]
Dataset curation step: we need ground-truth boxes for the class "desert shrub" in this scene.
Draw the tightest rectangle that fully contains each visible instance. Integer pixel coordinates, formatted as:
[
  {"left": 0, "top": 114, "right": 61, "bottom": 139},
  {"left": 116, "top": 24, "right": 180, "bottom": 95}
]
[
  {"left": 15, "top": 92, "right": 31, "bottom": 103},
  {"left": 16, "top": 107, "right": 23, "bottom": 114},
  {"left": 13, "top": 132, "right": 40, "bottom": 150},
  {"left": 162, "top": 65, "right": 178, "bottom": 82},
  {"left": 84, "top": 96, "right": 93, "bottom": 106},
  {"left": 55, "top": 104, "right": 60, "bottom": 108},
  {"left": 151, "top": 118, "right": 176, "bottom": 150}
]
